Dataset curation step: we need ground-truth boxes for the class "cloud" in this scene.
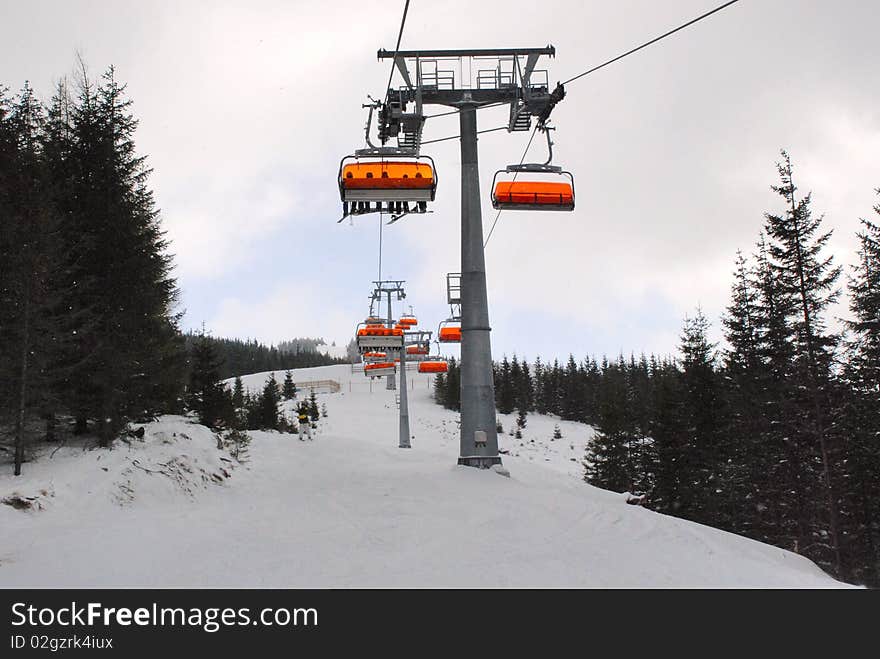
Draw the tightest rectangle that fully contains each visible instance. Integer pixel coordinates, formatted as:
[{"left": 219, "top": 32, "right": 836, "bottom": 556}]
[
  {"left": 5, "top": 0, "right": 880, "bottom": 358},
  {"left": 208, "top": 279, "right": 352, "bottom": 345}
]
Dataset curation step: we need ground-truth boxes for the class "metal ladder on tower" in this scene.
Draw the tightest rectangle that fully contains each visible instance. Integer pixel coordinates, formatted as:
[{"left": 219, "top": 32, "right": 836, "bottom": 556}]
[{"left": 508, "top": 102, "right": 532, "bottom": 131}]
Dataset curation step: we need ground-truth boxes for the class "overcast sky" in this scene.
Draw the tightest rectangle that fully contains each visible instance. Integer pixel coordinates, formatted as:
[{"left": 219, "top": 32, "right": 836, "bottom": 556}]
[{"left": 3, "top": 0, "right": 879, "bottom": 362}]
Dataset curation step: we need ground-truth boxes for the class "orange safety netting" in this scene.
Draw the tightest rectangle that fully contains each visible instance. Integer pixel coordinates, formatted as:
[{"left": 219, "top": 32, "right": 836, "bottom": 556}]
[
  {"left": 342, "top": 162, "right": 434, "bottom": 190},
  {"left": 493, "top": 181, "right": 573, "bottom": 205}
]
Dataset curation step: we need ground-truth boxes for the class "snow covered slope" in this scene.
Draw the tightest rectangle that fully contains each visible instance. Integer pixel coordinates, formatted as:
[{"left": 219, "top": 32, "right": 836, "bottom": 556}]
[{"left": 0, "top": 364, "right": 847, "bottom": 587}]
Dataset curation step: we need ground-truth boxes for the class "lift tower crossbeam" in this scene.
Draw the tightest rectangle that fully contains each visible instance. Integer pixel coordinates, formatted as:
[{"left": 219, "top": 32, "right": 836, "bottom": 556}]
[{"left": 376, "top": 47, "right": 562, "bottom": 469}]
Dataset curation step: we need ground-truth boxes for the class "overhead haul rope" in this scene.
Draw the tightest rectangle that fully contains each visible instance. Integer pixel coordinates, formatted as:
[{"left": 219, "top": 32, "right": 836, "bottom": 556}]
[
  {"left": 372, "top": 0, "right": 409, "bottom": 287},
  {"left": 561, "top": 0, "right": 741, "bottom": 85},
  {"left": 384, "top": 0, "right": 411, "bottom": 104},
  {"left": 481, "top": 0, "right": 743, "bottom": 247},
  {"left": 562, "top": 0, "right": 739, "bottom": 85},
  {"left": 420, "top": 0, "right": 743, "bottom": 144},
  {"left": 378, "top": 214, "right": 383, "bottom": 281}
]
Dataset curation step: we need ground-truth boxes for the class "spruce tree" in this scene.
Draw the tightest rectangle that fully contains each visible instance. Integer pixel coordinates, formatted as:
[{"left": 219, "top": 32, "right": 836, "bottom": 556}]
[
  {"left": 433, "top": 370, "right": 447, "bottom": 405},
  {"left": 282, "top": 370, "right": 297, "bottom": 400},
  {"left": 186, "top": 334, "right": 229, "bottom": 429},
  {"left": 515, "top": 407, "right": 527, "bottom": 431},
  {"left": 496, "top": 356, "right": 514, "bottom": 414},
  {"left": 846, "top": 197, "right": 880, "bottom": 390},
  {"left": 519, "top": 360, "right": 534, "bottom": 412},
  {"left": 257, "top": 374, "right": 282, "bottom": 430},
  {"left": 678, "top": 309, "right": 722, "bottom": 525},
  {"left": 584, "top": 360, "right": 635, "bottom": 493},
  {"left": 721, "top": 250, "right": 775, "bottom": 538},
  {"left": 443, "top": 357, "right": 461, "bottom": 411},
  {"left": 648, "top": 358, "right": 688, "bottom": 515},
  {"left": 308, "top": 390, "right": 320, "bottom": 425},
  {"left": 532, "top": 357, "right": 545, "bottom": 414},
  {"left": 763, "top": 151, "right": 842, "bottom": 572},
  {"left": 232, "top": 377, "right": 245, "bottom": 409},
  {"left": 561, "top": 354, "right": 584, "bottom": 421},
  {"left": 50, "top": 65, "right": 183, "bottom": 445},
  {"left": 838, "top": 193, "right": 880, "bottom": 585},
  {"left": 0, "top": 84, "right": 85, "bottom": 475}
]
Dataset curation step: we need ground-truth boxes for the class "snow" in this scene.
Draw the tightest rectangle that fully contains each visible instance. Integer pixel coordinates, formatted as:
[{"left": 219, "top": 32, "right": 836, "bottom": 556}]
[{"left": 0, "top": 364, "right": 849, "bottom": 588}]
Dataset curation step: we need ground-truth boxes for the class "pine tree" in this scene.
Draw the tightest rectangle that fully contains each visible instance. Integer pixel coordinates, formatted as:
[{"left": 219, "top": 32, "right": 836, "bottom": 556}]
[
  {"left": 723, "top": 251, "right": 761, "bottom": 373},
  {"left": 186, "top": 333, "right": 231, "bottom": 429},
  {"left": 721, "top": 250, "right": 775, "bottom": 538},
  {"left": 496, "top": 356, "right": 514, "bottom": 414},
  {"left": 232, "top": 377, "right": 245, "bottom": 409},
  {"left": 584, "top": 360, "right": 634, "bottom": 493},
  {"left": 0, "top": 83, "right": 82, "bottom": 475},
  {"left": 515, "top": 407, "right": 527, "bottom": 431},
  {"left": 561, "top": 354, "right": 584, "bottom": 421},
  {"left": 256, "top": 374, "right": 282, "bottom": 430},
  {"left": 846, "top": 197, "right": 880, "bottom": 390},
  {"left": 678, "top": 309, "right": 722, "bottom": 525},
  {"left": 532, "top": 357, "right": 545, "bottom": 414},
  {"left": 509, "top": 355, "right": 523, "bottom": 411},
  {"left": 308, "top": 390, "right": 320, "bottom": 425},
  {"left": 49, "top": 64, "right": 183, "bottom": 445},
  {"left": 433, "top": 369, "right": 447, "bottom": 405},
  {"left": 837, "top": 192, "right": 880, "bottom": 585},
  {"left": 763, "top": 151, "right": 842, "bottom": 573},
  {"left": 443, "top": 358, "right": 461, "bottom": 411},
  {"left": 648, "top": 358, "right": 687, "bottom": 515},
  {"left": 282, "top": 370, "right": 297, "bottom": 400}
]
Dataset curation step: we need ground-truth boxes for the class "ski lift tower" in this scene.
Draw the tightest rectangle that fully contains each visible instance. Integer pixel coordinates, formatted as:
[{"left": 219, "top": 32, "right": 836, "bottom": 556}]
[
  {"left": 376, "top": 47, "right": 563, "bottom": 468},
  {"left": 370, "top": 280, "right": 407, "bottom": 391}
]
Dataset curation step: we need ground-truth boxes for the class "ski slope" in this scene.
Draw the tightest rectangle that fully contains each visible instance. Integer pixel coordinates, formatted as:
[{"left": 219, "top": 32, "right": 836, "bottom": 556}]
[{"left": 0, "top": 364, "right": 848, "bottom": 587}]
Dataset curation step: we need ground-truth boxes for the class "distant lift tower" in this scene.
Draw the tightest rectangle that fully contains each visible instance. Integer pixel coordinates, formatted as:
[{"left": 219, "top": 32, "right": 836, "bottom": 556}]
[
  {"left": 376, "top": 47, "right": 564, "bottom": 468},
  {"left": 370, "top": 280, "right": 407, "bottom": 391}
]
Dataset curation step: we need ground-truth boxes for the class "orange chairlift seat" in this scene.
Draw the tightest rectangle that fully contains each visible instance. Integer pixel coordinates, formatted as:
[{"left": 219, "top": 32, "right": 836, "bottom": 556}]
[
  {"left": 406, "top": 345, "right": 429, "bottom": 356},
  {"left": 491, "top": 168, "right": 575, "bottom": 211},
  {"left": 492, "top": 180, "right": 574, "bottom": 209},
  {"left": 341, "top": 161, "right": 434, "bottom": 192},
  {"left": 364, "top": 361, "right": 396, "bottom": 377},
  {"left": 356, "top": 322, "right": 404, "bottom": 351},
  {"left": 491, "top": 126, "right": 575, "bottom": 211},
  {"left": 357, "top": 326, "right": 403, "bottom": 337},
  {"left": 338, "top": 155, "right": 437, "bottom": 218},
  {"left": 438, "top": 319, "right": 462, "bottom": 344},
  {"left": 418, "top": 360, "right": 449, "bottom": 374},
  {"left": 398, "top": 313, "right": 418, "bottom": 327},
  {"left": 363, "top": 351, "right": 387, "bottom": 360}
]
